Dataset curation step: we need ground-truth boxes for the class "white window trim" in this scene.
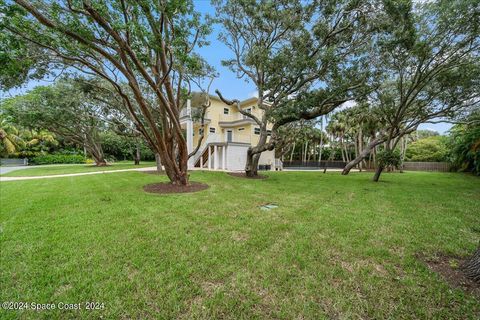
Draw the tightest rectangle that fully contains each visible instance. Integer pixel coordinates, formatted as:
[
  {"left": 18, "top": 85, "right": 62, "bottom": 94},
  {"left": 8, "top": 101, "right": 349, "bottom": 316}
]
[{"left": 225, "top": 129, "right": 234, "bottom": 142}]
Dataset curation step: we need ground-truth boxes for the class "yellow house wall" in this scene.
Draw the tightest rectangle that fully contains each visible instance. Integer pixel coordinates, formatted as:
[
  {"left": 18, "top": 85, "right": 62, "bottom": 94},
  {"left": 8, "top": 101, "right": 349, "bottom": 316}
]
[{"left": 191, "top": 97, "right": 275, "bottom": 165}]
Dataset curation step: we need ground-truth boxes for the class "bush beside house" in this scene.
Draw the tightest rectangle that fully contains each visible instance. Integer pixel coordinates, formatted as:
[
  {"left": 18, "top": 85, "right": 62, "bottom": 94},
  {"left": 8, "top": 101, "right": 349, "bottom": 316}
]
[{"left": 30, "top": 154, "right": 86, "bottom": 165}]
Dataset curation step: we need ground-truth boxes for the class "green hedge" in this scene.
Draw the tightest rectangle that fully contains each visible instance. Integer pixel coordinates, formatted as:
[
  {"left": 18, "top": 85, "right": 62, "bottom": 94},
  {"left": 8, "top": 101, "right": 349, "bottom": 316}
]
[{"left": 31, "top": 154, "right": 86, "bottom": 165}]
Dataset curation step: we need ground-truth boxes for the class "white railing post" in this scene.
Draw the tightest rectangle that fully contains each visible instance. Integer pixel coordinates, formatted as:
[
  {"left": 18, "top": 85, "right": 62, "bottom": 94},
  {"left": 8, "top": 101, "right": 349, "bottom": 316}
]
[
  {"left": 213, "top": 145, "right": 218, "bottom": 170},
  {"left": 222, "top": 146, "right": 226, "bottom": 170},
  {"left": 208, "top": 146, "right": 211, "bottom": 170},
  {"left": 186, "top": 99, "right": 194, "bottom": 169}
]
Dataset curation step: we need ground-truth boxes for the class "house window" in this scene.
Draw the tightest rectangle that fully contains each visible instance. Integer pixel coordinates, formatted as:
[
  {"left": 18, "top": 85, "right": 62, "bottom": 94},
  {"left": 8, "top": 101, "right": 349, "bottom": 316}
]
[
  {"left": 199, "top": 128, "right": 204, "bottom": 135},
  {"left": 224, "top": 108, "right": 229, "bottom": 115},
  {"left": 254, "top": 127, "right": 260, "bottom": 135},
  {"left": 243, "top": 108, "right": 252, "bottom": 119},
  {"left": 238, "top": 128, "right": 245, "bottom": 131},
  {"left": 267, "top": 130, "right": 272, "bottom": 136},
  {"left": 209, "top": 127, "right": 216, "bottom": 133}
]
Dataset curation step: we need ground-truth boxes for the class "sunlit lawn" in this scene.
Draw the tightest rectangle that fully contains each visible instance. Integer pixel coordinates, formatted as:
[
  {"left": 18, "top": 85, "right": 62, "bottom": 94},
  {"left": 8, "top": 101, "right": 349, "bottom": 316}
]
[
  {"left": 1, "top": 160, "right": 155, "bottom": 177},
  {"left": 0, "top": 171, "right": 479, "bottom": 319}
]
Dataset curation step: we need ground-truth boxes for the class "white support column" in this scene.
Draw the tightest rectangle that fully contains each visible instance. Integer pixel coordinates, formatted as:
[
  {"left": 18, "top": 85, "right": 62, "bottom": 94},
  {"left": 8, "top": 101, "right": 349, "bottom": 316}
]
[
  {"left": 207, "top": 146, "right": 211, "bottom": 170},
  {"left": 186, "top": 99, "right": 194, "bottom": 169},
  {"left": 222, "top": 146, "right": 226, "bottom": 170},
  {"left": 200, "top": 152, "right": 203, "bottom": 168},
  {"left": 213, "top": 145, "right": 218, "bottom": 170}
]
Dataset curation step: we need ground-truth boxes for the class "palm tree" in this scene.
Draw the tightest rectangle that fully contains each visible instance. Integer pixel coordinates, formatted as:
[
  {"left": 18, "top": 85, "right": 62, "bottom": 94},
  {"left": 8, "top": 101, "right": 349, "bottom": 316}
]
[
  {"left": 0, "top": 115, "right": 24, "bottom": 156},
  {"left": 23, "top": 129, "right": 58, "bottom": 153}
]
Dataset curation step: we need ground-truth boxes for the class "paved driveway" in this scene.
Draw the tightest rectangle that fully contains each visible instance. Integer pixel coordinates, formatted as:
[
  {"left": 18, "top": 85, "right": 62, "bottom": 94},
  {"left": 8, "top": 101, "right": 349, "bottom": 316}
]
[{"left": 0, "top": 166, "right": 31, "bottom": 175}]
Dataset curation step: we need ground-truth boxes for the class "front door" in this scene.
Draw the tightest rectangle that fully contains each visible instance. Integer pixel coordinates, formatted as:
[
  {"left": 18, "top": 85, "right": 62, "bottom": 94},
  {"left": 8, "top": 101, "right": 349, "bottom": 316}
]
[{"left": 227, "top": 130, "right": 233, "bottom": 142}]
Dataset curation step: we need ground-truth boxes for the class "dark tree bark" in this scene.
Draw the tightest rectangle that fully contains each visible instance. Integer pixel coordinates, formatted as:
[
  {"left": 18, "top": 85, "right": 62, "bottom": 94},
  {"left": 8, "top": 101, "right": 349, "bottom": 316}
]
[
  {"left": 462, "top": 243, "right": 480, "bottom": 284},
  {"left": 245, "top": 152, "right": 261, "bottom": 177},
  {"left": 134, "top": 143, "right": 140, "bottom": 165},
  {"left": 372, "top": 164, "right": 384, "bottom": 182}
]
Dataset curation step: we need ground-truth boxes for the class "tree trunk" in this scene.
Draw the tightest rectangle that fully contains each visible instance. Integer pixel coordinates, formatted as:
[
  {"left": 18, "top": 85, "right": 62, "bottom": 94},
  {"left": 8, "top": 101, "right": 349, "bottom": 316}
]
[
  {"left": 134, "top": 143, "right": 140, "bottom": 165},
  {"left": 462, "top": 243, "right": 480, "bottom": 284},
  {"left": 318, "top": 140, "right": 324, "bottom": 164},
  {"left": 304, "top": 141, "right": 308, "bottom": 163},
  {"left": 245, "top": 151, "right": 260, "bottom": 177},
  {"left": 290, "top": 142, "right": 296, "bottom": 162},
  {"left": 155, "top": 153, "right": 163, "bottom": 174},
  {"left": 90, "top": 147, "right": 107, "bottom": 166},
  {"left": 92, "top": 153, "right": 107, "bottom": 166},
  {"left": 354, "top": 133, "right": 359, "bottom": 162},
  {"left": 245, "top": 124, "right": 269, "bottom": 177},
  {"left": 372, "top": 164, "right": 384, "bottom": 182},
  {"left": 342, "top": 137, "right": 384, "bottom": 175}
]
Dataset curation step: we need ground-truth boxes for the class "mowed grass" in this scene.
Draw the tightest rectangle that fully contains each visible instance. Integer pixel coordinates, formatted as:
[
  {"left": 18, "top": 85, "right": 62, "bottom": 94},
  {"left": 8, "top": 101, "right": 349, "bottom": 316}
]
[
  {"left": 1, "top": 160, "right": 155, "bottom": 177},
  {"left": 0, "top": 171, "right": 479, "bottom": 319}
]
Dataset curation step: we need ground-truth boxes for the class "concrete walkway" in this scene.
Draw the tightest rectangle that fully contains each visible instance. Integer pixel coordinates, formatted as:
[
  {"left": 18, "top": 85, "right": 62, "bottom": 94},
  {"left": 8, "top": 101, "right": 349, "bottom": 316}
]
[
  {"left": 0, "top": 166, "right": 157, "bottom": 182},
  {"left": 0, "top": 163, "right": 86, "bottom": 175},
  {"left": 283, "top": 168, "right": 358, "bottom": 172}
]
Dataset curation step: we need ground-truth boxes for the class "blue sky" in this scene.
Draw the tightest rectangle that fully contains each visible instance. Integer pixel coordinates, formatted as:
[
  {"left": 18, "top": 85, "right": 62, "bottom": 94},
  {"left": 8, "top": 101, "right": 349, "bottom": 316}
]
[{"left": 0, "top": 0, "right": 452, "bottom": 134}]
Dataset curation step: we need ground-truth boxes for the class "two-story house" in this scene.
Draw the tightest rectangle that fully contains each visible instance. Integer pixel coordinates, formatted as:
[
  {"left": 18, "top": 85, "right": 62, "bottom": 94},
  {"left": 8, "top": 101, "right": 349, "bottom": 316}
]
[{"left": 180, "top": 94, "right": 276, "bottom": 171}]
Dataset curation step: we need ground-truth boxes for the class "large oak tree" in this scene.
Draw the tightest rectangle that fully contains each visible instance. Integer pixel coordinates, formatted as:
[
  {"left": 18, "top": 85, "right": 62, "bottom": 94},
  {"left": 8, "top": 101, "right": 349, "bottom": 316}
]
[
  {"left": 341, "top": 0, "right": 480, "bottom": 181},
  {"left": 1, "top": 0, "right": 212, "bottom": 185},
  {"left": 2, "top": 79, "right": 109, "bottom": 165},
  {"left": 214, "top": 0, "right": 374, "bottom": 176}
]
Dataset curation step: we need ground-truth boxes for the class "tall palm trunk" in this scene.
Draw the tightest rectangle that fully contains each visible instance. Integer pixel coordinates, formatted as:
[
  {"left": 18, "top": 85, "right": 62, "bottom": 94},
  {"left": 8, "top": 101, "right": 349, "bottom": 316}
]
[{"left": 290, "top": 142, "right": 296, "bottom": 162}]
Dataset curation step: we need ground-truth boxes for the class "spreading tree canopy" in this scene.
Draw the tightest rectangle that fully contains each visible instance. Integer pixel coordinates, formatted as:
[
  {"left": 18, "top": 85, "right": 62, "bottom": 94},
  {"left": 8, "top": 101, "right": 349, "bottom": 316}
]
[
  {"left": 214, "top": 0, "right": 375, "bottom": 176},
  {"left": 341, "top": 0, "right": 480, "bottom": 181},
  {"left": 1, "top": 0, "right": 213, "bottom": 184}
]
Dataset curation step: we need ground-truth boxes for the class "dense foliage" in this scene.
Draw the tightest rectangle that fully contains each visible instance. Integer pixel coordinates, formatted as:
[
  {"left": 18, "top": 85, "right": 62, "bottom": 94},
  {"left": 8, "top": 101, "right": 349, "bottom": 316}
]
[
  {"left": 376, "top": 149, "right": 402, "bottom": 170},
  {"left": 405, "top": 136, "right": 449, "bottom": 162},
  {"left": 448, "top": 114, "right": 480, "bottom": 175},
  {"left": 30, "top": 153, "right": 86, "bottom": 165},
  {"left": 101, "top": 132, "right": 154, "bottom": 162}
]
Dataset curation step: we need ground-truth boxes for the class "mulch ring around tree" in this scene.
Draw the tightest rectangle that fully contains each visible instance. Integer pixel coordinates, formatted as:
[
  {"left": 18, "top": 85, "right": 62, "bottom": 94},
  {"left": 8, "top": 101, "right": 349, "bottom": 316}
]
[
  {"left": 418, "top": 253, "right": 480, "bottom": 300},
  {"left": 142, "top": 170, "right": 166, "bottom": 175},
  {"left": 227, "top": 172, "right": 268, "bottom": 179},
  {"left": 143, "top": 181, "right": 209, "bottom": 194}
]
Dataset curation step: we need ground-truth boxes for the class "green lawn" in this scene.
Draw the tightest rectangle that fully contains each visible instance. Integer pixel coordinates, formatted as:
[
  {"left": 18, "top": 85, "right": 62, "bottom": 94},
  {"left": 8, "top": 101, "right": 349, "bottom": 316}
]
[
  {"left": 1, "top": 160, "right": 155, "bottom": 177},
  {"left": 0, "top": 171, "right": 479, "bottom": 319}
]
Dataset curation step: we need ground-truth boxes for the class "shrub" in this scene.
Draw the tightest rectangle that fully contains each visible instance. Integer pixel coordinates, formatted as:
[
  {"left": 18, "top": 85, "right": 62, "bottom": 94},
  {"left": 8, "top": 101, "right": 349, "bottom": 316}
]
[
  {"left": 377, "top": 149, "right": 402, "bottom": 169},
  {"left": 30, "top": 154, "right": 86, "bottom": 165},
  {"left": 447, "top": 118, "right": 480, "bottom": 175},
  {"left": 405, "top": 136, "right": 448, "bottom": 162}
]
